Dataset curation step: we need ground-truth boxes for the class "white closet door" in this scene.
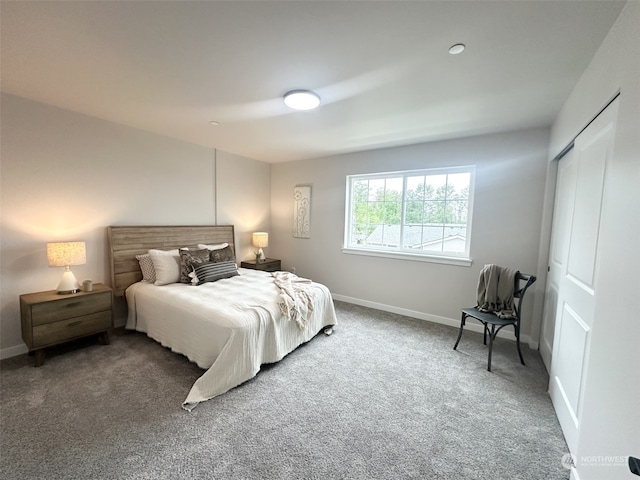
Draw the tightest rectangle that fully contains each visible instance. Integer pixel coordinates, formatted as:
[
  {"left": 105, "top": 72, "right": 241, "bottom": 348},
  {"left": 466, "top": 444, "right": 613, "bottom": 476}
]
[
  {"left": 540, "top": 148, "right": 577, "bottom": 371},
  {"left": 548, "top": 98, "right": 619, "bottom": 454}
]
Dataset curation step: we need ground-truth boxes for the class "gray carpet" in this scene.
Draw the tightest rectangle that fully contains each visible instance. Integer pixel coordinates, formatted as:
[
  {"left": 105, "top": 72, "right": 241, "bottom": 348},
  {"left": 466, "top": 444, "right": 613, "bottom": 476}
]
[{"left": 1, "top": 301, "right": 569, "bottom": 480}]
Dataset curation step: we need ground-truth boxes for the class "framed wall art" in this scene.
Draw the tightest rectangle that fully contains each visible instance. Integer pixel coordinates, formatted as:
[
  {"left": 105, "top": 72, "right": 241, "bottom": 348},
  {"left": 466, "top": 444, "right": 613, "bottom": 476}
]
[{"left": 293, "top": 185, "right": 311, "bottom": 238}]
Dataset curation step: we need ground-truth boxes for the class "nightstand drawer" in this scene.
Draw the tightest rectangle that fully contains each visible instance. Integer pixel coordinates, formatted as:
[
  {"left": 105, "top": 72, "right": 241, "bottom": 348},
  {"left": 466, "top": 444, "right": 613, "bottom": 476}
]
[
  {"left": 258, "top": 262, "right": 280, "bottom": 272},
  {"left": 31, "top": 291, "right": 112, "bottom": 326},
  {"left": 32, "top": 311, "right": 112, "bottom": 347},
  {"left": 241, "top": 259, "right": 281, "bottom": 272}
]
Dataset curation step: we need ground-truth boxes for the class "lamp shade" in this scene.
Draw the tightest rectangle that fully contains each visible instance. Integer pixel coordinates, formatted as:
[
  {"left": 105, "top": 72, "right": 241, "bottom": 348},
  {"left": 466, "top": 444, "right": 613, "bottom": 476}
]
[
  {"left": 252, "top": 232, "right": 269, "bottom": 248},
  {"left": 47, "top": 242, "right": 86, "bottom": 267}
]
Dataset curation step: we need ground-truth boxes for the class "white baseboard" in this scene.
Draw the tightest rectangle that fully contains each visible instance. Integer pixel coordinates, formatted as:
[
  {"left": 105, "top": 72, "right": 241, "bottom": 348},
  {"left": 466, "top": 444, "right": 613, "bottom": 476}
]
[
  {"left": 1, "top": 295, "right": 538, "bottom": 360},
  {"left": 331, "top": 293, "right": 538, "bottom": 349},
  {"left": 1, "top": 343, "right": 28, "bottom": 360}
]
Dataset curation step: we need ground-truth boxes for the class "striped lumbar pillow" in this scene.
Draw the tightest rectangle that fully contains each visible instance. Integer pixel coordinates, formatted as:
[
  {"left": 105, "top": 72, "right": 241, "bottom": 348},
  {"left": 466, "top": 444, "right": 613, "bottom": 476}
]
[{"left": 193, "top": 261, "right": 239, "bottom": 285}]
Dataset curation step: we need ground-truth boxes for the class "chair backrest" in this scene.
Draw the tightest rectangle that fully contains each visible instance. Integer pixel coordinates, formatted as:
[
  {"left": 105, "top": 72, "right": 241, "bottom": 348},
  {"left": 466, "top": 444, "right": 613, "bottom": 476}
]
[{"left": 513, "top": 272, "right": 536, "bottom": 321}]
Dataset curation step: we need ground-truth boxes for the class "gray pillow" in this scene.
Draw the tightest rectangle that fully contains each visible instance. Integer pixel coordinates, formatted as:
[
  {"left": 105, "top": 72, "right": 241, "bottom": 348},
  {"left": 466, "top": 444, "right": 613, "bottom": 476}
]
[
  {"left": 179, "top": 249, "right": 210, "bottom": 284},
  {"left": 209, "top": 245, "right": 235, "bottom": 263},
  {"left": 136, "top": 254, "right": 156, "bottom": 283}
]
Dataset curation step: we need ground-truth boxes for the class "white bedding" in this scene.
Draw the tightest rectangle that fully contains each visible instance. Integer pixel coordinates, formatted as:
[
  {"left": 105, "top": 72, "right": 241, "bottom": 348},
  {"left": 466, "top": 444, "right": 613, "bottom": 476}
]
[{"left": 125, "top": 268, "right": 337, "bottom": 411}]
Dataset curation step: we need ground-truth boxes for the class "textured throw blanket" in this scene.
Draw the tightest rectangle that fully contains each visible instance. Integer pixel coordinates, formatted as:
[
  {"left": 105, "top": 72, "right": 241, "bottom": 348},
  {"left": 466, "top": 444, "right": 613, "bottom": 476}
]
[
  {"left": 476, "top": 264, "right": 518, "bottom": 319},
  {"left": 272, "top": 271, "right": 316, "bottom": 329}
]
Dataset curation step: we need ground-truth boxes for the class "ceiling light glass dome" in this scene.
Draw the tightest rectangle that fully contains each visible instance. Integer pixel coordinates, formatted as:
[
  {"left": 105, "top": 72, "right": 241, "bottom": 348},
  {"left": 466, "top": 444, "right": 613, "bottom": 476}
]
[{"left": 283, "top": 90, "right": 321, "bottom": 110}]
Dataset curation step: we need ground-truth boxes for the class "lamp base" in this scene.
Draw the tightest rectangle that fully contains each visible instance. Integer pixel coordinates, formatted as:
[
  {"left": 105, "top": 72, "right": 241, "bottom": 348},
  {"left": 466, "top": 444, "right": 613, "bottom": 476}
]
[
  {"left": 57, "top": 268, "right": 80, "bottom": 294},
  {"left": 57, "top": 289, "right": 79, "bottom": 295}
]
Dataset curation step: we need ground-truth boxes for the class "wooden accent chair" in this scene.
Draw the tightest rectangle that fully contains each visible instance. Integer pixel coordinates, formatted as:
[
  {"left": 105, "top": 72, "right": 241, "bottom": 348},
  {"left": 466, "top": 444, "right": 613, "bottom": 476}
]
[{"left": 453, "top": 272, "right": 536, "bottom": 371}]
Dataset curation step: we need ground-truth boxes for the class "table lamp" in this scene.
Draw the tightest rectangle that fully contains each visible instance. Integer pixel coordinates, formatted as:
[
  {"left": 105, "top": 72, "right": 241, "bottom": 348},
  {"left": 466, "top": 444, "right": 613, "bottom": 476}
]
[
  {"left": 47, "top": 241, "right": 86, "bottom": 294},
  {"left": 252, "top": 232, "right": 268, "bottom": 263}
]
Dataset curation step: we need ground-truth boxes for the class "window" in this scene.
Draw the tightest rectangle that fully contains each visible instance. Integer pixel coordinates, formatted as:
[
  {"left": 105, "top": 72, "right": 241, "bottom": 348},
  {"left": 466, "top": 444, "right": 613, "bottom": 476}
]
[{"left": 344, "top": 166, "right": 474, "bottom": 264}]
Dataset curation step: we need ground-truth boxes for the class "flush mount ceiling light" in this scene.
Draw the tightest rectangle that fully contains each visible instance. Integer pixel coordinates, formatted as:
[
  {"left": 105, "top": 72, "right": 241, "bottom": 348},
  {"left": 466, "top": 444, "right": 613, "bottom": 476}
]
[
  {"left": 449, "top": 43, "right": 466, "bottom": 55},
  {"left": 283, "top": 90, "right": 321, "bottom": 110}
]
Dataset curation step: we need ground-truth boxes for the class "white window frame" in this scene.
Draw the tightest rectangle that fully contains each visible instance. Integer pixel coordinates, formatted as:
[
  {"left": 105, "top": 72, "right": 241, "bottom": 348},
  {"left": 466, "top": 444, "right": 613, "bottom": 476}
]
[{"left": 342, "top": 166, "right": 475, "bottom": 267}]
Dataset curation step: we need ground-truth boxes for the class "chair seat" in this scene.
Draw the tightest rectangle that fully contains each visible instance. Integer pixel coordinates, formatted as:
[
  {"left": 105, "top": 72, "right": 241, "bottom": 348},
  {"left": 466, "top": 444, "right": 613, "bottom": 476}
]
[{"left": 461, "top": 307, "right": 517, "bottom": 326}]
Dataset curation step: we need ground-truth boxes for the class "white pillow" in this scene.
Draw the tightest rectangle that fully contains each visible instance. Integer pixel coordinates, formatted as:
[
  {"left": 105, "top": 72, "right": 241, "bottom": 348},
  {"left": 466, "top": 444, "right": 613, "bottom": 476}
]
[
  {"left": 198, "top": 243, "right": 228, "bottom": 251},
  {"left": 148, "top": 249, "right": 181, "bottom": 285}
]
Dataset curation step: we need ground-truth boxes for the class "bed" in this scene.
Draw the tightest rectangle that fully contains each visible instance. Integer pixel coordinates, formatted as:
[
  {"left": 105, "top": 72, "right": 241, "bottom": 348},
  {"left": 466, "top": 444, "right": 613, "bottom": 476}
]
[{"left": 108, "top": 225, "right": 337, "bottom": 411}]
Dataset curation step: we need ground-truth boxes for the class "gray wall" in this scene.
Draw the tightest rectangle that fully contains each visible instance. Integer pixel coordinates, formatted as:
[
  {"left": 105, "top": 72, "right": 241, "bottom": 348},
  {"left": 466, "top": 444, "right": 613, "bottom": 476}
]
[
  {"left": 0, "top": 94, "right": 270, "bottom": 356},
  {"left": 216, "top": 150, "right": 270, "bottom": 262},
  {"left": 270, "top": 127, "right": 550, "bottom": 345}
]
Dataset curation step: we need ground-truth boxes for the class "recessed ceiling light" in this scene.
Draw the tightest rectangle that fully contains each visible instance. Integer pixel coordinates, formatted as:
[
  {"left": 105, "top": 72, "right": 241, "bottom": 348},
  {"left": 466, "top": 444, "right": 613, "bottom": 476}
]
[
  {"left": 283, "top": 90, "right": 321, "bottom": 110},
  {"left": 448, "top": 43, "right": 465, "bottom": 55}
]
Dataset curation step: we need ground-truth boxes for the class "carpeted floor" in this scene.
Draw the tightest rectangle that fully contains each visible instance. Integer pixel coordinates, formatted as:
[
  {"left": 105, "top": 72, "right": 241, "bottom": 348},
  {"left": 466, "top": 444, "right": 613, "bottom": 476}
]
[{"left": 1, "top": 301, "right": 569, "bottom": 479}]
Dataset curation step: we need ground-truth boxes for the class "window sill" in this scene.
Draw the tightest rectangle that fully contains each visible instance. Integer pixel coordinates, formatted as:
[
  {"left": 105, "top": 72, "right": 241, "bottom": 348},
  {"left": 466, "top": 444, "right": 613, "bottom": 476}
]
[{"left": 341, "top": 247, "right": 472, "bottom": 267}]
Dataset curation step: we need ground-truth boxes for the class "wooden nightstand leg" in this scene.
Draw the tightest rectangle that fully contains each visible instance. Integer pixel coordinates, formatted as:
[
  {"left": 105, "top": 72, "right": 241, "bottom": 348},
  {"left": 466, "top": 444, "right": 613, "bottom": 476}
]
[
  {"left": 98, "top": 331, "right": 110, "bottom": 345},
  {"left": 34, "top": 349, "right": 45, "bottom": 367}
]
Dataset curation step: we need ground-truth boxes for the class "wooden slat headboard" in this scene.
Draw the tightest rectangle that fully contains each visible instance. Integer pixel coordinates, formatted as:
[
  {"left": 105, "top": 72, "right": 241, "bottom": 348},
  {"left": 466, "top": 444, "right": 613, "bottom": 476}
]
[{"left": 107, "top": 225, "right": 235, "bottom": 296}]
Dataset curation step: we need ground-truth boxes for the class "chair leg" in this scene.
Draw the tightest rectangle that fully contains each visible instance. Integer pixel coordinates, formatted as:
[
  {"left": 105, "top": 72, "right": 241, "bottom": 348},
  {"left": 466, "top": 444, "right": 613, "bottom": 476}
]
[
  {"left": 487, "top": 325, "right": 497, "bottom": 372},
  {"left": 515, "top": 325, "right": 526, "bottom": 366},
  {"left": 483, "top": 324, "right": 488, "bottom": 345},
  {"left": 453, "top": 312, "right": 466, "bottom": 350}
]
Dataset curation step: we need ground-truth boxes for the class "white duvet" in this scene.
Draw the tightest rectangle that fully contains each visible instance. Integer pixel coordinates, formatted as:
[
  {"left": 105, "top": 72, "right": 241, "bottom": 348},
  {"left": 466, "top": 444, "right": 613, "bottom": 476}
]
[{"left": 125, "top": 268, "right": 337, "bottom": 411}]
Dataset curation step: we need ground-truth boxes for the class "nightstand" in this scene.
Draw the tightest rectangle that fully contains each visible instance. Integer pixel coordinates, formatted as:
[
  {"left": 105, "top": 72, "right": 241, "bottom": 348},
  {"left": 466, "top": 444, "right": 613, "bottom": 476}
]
[
  {"left": 20, "top": 283, "right": 113, "bottom": 367},
  {"left": 240, "top": 258, "right": 281, "bottom": 273}
]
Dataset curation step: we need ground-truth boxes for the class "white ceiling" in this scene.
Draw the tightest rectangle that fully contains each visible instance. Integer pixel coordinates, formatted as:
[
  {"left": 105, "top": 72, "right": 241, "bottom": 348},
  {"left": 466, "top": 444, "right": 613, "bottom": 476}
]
[{"left": 0, "top": 1, "right": 625, "bottom": 163}]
